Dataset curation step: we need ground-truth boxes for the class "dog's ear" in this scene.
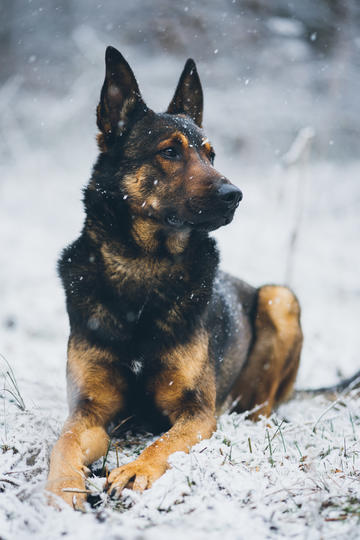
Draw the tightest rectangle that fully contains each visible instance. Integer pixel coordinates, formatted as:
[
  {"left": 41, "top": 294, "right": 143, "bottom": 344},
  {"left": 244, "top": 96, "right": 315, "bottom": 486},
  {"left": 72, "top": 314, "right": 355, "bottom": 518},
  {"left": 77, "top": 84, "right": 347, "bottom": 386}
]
[
  {"left": 97, "top": 47, "right": 147, "bottom": 140},
  {"left": 167, "top": 59, "right": 203, "bottom": 127}
]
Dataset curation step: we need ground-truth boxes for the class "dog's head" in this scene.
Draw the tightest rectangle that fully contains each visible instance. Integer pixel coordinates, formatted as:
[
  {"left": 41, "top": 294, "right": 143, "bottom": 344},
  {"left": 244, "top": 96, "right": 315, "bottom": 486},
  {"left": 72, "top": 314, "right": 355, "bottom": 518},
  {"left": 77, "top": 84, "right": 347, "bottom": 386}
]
[{"left": 95, "top": 46, "right": 242, "bottom": 234}]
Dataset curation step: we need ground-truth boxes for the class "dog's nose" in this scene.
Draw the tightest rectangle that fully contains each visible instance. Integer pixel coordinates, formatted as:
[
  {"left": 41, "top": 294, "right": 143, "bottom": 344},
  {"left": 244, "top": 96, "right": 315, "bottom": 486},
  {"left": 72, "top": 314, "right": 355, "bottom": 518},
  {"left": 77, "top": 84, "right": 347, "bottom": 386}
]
[{"left": 217, "top": 184, "right": 243, "bottom": 207}]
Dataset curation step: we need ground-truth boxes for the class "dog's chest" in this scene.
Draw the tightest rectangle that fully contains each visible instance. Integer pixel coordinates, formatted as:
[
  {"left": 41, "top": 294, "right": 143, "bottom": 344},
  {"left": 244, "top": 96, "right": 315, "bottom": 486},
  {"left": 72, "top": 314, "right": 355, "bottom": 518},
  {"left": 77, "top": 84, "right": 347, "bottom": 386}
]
[{"left": 120, "top": 365, "right": 171, "bottom": 432}]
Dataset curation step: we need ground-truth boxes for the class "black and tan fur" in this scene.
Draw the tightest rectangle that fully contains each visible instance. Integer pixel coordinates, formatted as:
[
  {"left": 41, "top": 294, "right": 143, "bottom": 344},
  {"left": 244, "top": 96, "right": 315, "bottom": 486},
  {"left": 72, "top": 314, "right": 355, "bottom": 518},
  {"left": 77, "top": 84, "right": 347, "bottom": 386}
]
[{"left": 46, "top": 47, "right": 303, "bottom": 508}]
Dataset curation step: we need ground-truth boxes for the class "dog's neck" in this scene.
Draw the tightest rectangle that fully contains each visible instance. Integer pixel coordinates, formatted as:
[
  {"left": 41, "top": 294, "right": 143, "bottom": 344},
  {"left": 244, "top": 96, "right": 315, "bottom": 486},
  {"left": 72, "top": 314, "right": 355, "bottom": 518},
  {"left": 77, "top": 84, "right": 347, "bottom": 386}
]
[
  {"left": 85, "top": 212, "right": 191, "bottom": 260},
  {"left": 130, "top": 216, "right": 191, "bottom": 256},
  {"left": 84, "top": 197, "right": 218, "bottom": 294},
  {"left": 84, "top": 183, "right": 192, "bottom": 258}
]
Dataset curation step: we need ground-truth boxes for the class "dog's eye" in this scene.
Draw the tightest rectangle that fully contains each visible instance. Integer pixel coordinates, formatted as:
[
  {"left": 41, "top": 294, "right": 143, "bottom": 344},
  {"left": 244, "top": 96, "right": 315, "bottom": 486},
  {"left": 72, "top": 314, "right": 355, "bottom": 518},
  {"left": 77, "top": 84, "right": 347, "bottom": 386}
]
[
  {"left": 160, "top": 147, "right": 180, "bottom": 160},
  {"left": 209, "top": 151, "right": 215, "bottom": 165}
]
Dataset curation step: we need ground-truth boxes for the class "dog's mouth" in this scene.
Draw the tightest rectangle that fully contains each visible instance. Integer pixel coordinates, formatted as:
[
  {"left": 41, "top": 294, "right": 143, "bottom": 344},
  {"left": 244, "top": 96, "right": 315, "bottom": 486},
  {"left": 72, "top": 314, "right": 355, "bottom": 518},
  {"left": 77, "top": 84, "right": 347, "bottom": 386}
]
[
  {"left": 164, "top": 206, "right": 237, "bottom": 232},
  {"left": 193, "top": 212, "right": 235, "bottom": 232},
  {"left": 165, "top": 214, "right": 185, "bottom": 228}
]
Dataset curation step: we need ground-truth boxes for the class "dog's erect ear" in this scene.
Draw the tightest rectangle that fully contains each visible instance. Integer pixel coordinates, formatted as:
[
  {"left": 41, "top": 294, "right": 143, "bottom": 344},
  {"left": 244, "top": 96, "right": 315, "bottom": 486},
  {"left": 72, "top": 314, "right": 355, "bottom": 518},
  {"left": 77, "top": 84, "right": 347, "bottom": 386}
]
[
  {"left": 97, "top": 46, "right": 147, "bottom": 139},
  {"left": 167, "top": 59, "right": 203, "bottom": 127}
]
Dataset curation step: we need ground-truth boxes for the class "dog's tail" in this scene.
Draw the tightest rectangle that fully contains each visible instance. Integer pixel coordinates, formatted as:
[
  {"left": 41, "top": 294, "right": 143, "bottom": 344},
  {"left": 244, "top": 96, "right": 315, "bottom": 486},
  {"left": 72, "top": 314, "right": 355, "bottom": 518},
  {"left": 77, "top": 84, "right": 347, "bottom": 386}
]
[{"left": 294, "top": 369, "right": 360, "bottom": 400}]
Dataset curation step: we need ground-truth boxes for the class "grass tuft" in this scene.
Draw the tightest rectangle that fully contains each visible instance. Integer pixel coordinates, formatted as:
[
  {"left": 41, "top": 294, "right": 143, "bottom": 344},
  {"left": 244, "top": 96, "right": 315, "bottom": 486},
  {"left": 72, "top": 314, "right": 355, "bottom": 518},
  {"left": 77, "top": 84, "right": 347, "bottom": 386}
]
[{"left": 0, "top": 353, "right": 26, "bottom": 411}]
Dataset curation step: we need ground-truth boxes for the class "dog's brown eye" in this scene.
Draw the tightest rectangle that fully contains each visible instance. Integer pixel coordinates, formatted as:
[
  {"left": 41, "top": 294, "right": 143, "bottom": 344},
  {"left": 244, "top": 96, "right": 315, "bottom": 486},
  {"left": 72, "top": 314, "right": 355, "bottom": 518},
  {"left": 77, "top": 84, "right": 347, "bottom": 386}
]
[
  {"left": 209, "top": 151, "right": 215, "bottom": 165},
  {"left": 160, "top": 147, "right": 180, "bottom": 160}
]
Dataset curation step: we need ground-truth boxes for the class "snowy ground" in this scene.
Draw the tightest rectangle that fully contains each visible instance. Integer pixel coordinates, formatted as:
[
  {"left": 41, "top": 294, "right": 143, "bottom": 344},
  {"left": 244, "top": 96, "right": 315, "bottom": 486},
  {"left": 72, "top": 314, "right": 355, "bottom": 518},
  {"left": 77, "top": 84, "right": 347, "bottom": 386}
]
[{"left": 1, "top": 41, "right": 360, "bottom": 539}]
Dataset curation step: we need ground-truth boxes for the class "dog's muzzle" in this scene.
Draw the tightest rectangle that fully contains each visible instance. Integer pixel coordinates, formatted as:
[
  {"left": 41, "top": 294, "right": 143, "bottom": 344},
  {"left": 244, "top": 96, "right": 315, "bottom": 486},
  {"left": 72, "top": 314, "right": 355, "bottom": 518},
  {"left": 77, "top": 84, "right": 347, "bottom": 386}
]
[
  {"left": 216, "top": 184, "right": 243, "bottom": 209},
  {"left": 164, "top": 182, "right": 243, "bottom": 232}
]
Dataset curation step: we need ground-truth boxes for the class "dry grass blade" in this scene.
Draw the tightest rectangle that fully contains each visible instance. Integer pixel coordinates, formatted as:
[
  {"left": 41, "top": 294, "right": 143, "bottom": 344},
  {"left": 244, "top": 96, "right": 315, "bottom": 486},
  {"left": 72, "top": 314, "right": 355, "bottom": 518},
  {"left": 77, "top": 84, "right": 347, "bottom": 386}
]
[
  {"left": 62, "top": 488, "right": 93, "bottom": 494},
  {"left": 0, "top": 353, "right": 26, "bottom": 411},
  {"left": 110, "top": 416, "right": 133, "bottom": 435}
]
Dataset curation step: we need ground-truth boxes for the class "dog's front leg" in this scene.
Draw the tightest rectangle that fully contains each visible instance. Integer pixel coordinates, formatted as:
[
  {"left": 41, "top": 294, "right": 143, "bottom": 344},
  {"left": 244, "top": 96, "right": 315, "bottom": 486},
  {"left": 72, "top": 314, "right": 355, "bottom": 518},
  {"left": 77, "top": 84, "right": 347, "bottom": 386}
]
[
  {"left": 108, "top": 410, "right": 216, "bottom": 495},
  {"left": 108, "top": 334, "right": 216, "bottom": 495},
  {"left": 46, "top": 337, "right": 126, "bottom": 509},
  {"left": 46, "top": 417, "right": 110, "bottom": 509}
]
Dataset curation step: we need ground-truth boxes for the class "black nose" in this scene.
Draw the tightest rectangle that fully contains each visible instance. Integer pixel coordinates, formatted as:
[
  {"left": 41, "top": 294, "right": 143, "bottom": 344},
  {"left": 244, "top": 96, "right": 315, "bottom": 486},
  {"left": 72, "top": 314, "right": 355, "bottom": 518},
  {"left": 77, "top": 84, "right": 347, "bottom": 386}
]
[{"left": 217, "top": 184, "right": 243, "bottom": 207}]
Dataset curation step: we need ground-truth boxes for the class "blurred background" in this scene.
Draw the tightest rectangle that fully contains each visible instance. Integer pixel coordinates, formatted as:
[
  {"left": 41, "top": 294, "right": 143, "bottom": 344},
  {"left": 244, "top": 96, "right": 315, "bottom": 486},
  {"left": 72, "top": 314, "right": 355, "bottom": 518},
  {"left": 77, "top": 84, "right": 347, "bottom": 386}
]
[
  {"left": 0, "top": 0, "right": 359, "bottom": 393},
  {"left": 1, "top": 0, "right": 360, "bottom": 161}
]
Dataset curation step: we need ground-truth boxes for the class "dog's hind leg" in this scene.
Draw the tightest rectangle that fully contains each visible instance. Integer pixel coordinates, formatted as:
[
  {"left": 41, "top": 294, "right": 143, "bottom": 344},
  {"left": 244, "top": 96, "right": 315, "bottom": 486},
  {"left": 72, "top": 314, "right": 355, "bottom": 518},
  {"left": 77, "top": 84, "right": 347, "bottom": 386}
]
[
  {"left": 230, "top": 285, "right": 303, "bottom": 420},
  {"left": 46, "top": 337, "right": 125, "bottom": 509}
]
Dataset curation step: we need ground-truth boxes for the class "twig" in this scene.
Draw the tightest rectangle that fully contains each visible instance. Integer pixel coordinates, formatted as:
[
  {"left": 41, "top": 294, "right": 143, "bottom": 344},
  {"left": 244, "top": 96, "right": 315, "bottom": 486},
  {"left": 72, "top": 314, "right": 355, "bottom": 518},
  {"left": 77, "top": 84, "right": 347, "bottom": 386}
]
[
  {"left": 315, "top": 394, "right": 359, "bottom": 438},
  {"left": 281, "top": 126, "right": 315, "bottom": 286},
  {"left": 0, "top": 477, "right": 19, "bottom": 487},
  {"left": 110, "top": 416, "right": 133, "bottom": 435}
]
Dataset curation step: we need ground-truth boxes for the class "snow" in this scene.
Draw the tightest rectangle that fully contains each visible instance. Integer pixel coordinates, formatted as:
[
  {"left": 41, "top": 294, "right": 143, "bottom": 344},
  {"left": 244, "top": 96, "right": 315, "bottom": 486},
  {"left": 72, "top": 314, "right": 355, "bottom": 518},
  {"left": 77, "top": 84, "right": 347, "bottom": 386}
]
[
  {"left": 267, "top": 17, "right": 305, "bottom": 38},
  {"left": 1, "top": 16, "right": 360, "bottom": 540}
]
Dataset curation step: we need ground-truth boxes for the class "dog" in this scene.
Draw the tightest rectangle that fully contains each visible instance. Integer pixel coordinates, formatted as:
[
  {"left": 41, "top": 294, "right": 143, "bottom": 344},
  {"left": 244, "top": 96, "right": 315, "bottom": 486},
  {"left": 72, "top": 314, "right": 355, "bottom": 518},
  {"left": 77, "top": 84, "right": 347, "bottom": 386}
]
[{"left": 46, "top": 46, "right": 303, "bottom": 509}]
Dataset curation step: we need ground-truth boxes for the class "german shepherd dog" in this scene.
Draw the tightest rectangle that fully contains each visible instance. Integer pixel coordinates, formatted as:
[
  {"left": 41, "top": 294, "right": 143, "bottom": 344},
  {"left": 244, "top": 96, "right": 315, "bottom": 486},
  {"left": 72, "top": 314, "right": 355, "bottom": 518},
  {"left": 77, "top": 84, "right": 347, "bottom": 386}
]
[{"left": 46, "top": 46, "right": 303, "bottom": 508}]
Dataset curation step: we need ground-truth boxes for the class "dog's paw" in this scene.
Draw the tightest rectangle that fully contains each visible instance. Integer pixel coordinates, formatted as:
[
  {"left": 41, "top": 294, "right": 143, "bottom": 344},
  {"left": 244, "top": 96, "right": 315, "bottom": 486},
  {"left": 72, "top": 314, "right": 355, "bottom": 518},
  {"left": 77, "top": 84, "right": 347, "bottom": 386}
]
[
  {"left": 46, "top": 475, "right": 87, "bottom": 510},
  {"left": 107, "top": 458, "right": 166, "bottom": 497}
]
